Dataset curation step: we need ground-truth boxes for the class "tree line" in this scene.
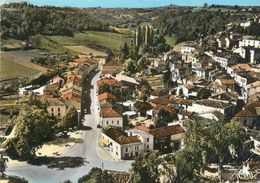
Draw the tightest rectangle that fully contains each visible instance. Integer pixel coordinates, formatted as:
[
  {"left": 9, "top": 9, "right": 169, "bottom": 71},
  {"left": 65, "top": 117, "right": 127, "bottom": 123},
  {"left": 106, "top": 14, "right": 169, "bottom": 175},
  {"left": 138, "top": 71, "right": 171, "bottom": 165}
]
[
  {"left": 155, "top": 9, "right": 239, "bottom": 42},
  {"left": 1, "top": 3, "right": 109, "bottom": 40}
]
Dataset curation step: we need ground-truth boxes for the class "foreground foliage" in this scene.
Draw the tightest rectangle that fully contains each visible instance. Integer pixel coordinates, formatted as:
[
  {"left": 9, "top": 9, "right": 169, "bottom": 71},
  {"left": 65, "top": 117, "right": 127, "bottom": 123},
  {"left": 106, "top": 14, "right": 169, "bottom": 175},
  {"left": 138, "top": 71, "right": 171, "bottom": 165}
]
[{"left": 3, "top": 94, "right": 55, "bottom": 160}]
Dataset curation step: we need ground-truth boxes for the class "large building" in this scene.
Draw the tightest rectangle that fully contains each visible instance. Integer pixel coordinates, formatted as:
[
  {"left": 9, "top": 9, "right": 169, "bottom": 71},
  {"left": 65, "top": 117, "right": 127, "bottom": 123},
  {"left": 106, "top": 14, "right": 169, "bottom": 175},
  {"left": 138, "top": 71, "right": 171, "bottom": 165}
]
[{"left": 100, "top": 127, "right": 151, "bottom": 160}]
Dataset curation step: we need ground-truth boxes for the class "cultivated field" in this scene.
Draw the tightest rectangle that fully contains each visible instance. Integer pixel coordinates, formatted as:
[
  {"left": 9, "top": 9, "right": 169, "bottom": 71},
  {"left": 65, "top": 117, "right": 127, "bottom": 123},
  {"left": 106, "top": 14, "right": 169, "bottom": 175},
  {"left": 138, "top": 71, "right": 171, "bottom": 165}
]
[
  {"left": 0, "top": 51, "right": 47, "bottom": 79},
  {"left": 64, "top": 46, "right": 107, "bottom": 56}
]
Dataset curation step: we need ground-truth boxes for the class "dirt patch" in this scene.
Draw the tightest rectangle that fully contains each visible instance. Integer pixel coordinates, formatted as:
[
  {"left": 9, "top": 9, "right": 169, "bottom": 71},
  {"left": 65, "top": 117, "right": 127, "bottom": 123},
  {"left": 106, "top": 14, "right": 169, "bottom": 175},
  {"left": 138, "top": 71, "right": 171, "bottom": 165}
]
[{"left": 64, "top": 46, "right": 107, "bottom": 57}]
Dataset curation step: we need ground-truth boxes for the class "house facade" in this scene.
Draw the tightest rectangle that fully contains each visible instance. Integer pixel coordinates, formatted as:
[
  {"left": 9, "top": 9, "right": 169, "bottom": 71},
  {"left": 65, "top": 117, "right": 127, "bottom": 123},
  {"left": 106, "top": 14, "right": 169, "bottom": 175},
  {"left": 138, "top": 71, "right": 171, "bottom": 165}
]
[
  {"left": 239, "top": 37, "right": 260, "bottom": 48},
  {"left": 100, "top": 106, "right": 123, "bottom": 128},
  {"left": 46, "top": 98, "right": 67, "bottom": 119},
  {"left": 100, "top": 127, "right": 146, "bottom": 160}
]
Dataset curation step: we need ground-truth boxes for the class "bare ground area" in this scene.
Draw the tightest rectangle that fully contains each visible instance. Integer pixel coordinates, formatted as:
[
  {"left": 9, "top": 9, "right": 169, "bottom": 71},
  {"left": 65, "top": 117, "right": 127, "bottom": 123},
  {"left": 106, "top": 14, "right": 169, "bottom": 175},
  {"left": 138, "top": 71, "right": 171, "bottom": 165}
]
[{"left": 64, "top": 45, "right": 107, "bottom": 57}]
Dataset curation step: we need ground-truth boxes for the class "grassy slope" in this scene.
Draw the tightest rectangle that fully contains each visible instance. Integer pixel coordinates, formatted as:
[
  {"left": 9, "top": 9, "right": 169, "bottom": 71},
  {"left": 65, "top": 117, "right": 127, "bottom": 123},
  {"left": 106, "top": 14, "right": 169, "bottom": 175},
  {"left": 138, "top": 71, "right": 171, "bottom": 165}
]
[
  {"left": 165, "top": 34, "right": 178, "bottom": 46},
  {"left": 45, "top": 31, "right": 133, "bottom": 50},
  {"left": 0, "top": 58, "right": 37, "bottom": 79}
]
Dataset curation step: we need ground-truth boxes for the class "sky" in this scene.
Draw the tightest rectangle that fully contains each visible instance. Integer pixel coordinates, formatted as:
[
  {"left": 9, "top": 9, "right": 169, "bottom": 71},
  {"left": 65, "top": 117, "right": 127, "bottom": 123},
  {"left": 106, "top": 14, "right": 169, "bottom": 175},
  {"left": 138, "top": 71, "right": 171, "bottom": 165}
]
[{"left": 3, "top": 0, "right": 260, "bottom": 8}]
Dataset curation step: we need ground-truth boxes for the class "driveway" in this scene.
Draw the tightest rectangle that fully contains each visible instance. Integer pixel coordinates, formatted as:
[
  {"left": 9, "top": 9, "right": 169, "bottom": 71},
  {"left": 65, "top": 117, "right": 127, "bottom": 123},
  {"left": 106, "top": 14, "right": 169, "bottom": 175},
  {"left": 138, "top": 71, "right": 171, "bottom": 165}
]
[{"left": 6, "top": 72, "right": 132, "bottom": 183}]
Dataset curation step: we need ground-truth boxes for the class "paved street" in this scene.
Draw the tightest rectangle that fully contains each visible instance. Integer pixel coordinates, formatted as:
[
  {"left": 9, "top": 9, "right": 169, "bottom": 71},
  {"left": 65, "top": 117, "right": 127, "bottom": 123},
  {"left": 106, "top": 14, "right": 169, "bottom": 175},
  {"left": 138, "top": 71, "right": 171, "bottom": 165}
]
[{"left": 6, "top": 71, "right": 132, "bottom": 183}]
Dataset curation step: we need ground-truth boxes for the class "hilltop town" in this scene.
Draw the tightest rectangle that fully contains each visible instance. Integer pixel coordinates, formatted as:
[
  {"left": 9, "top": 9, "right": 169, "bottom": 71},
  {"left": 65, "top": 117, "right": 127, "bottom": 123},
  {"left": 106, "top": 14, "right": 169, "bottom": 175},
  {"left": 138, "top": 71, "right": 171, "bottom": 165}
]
[{"left": 0, "top": 2, "right": 260, "bottom": 183}]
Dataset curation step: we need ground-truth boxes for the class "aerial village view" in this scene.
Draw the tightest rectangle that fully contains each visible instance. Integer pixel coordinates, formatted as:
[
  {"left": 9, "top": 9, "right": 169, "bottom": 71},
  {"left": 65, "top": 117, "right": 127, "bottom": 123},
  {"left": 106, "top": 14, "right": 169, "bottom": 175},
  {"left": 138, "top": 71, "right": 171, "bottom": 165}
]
[{"left": 0, "top": 0, "right": 260, "bottom": 182}]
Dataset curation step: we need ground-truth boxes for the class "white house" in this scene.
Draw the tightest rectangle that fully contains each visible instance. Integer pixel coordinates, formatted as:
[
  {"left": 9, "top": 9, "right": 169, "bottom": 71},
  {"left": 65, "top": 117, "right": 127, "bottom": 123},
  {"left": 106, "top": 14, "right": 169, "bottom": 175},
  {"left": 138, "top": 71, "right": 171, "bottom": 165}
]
[
  {"left": 246, "top": 81, "right": 260, "bottom": 102},
  {"left": 240, "top": 21, "right": 252, "bottom": 28},
  {"left": 100, "top": 127, "right": 147, "bottom": 160},
  {"left": 180, "top": 44, "right": 196, "bottom": 54},
  {"left": 239, "top": 37, "right": 260, "bottom": 48},
  {"left": 187, "top": 99, "right": 233, "bottom": 115},
  {"left": 127, "top": 128, "right": 154, "bottom": 151},
  {"left": 100, "top": 106, "right": 123, "bottom": 128}
]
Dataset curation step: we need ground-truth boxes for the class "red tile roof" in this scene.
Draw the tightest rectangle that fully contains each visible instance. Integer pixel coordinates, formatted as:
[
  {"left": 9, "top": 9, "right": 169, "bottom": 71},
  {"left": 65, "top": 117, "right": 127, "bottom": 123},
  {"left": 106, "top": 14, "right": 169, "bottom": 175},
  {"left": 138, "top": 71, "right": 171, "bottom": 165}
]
[
  {"left": 104, "top": 59, "right": 122, "bottom": 66},
  {"left": 235, "top": 109, "right": 256, "bottom": 117},
  {"left": 196, "top": 99, "right": 232, "bottom": 109},
  {"left": 136, "top": 124, "right": 185, "bottom": 139},
  {"left": 149, "top": 124, "right": 185, "bottom": 139},
  {"left": 135, "top": 124, "right": 151, "bottom": 133},
  {"left": 97, "top": 77, "right": 120, "bottom": 87},
  {"left": 98, "top": 92, "right": 116, "bottom": 101},
  {"left": 74, "top": 56, "right": 96, "bottom": 66},
  {"left": 101, "top": 106, "right": 122, "bottom": 118},
  {"left": 103, "top": 127, "right": 141, "bottom": 145},
  {"left": 219, "top": 78, "right": 235, "bottom": 85},
  {"left": 150, "top": 96, "right": 171, "bottom": 106},
  {"left": 235, "top": 100, "right": 260, "bottom": 117}
]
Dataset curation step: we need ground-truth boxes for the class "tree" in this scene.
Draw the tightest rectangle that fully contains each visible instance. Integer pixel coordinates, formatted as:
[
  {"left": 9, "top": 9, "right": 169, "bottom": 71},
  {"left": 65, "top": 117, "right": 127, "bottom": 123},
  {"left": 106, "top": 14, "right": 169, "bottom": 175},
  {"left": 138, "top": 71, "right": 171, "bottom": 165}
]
[
  {"left": 197, "top": 88, "right": 212, "bottom": 99},
  {"left": 61, "top": 107, "right": 78, "bottom": 129},
  {"left": 3, "top": 95, "right": 54, "bottom": 160},
  {"left": 98, "top": 84, "right": 111, "bottom": 94},
  {"left": 0, "top": 155, "right": 8, "bottom": 177},
  {"left": 14, "top": 108, "right": 54, "bottom": 159},
  {"left": 131, "top": 151, "right": 161, "bottom": 183},
  {"left": 175, "top": 150, "right": 198, "bottom": 182},
  {"left": 203, "top": 2, "right": 208, "bottom": 8},
  {"left": 30, "top": 35, "right": 42, "bottom": 49},
  {"left": 120, "top": 42, "right": 129, "bottom": 62},
  {"left": 137, "top": 57, "right": 149, "bottom": 71},
  {"left": 134, "top": 101, "right": 153, "bottom": 116},
  {"left": 183, "top": 121, "right": 249, "bottom": 181},
  {"left": 124, "top": 58, "right": 136, "bottom": 74},
  {"left": 78, "top": 167, "right": 113, "bottom": 183},
  {"left": 155, "top": 108, "right": 178, "bottom": 127}
]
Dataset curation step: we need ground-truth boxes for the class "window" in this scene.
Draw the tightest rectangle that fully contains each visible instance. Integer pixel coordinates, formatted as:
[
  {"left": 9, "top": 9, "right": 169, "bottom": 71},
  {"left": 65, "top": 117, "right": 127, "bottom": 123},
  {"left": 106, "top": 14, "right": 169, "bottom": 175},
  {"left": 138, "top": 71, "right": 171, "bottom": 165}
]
[
  {"left": 135, "top": 152, "right": 138, "bottom": 156},
  {"left": 117, "top": 120, "right": 119, "bottom": 124},
  {"left": 107, "top": 121, "right": 109, "bottom": 125},
  {"left": 58, "top": 113, "right": 61, "bottom": 117},
  {"left": 116, "top": 146, "right": 118, "bottom": 150},
  {"left": 112, "top": 120, "right": 114, "bottom": 124},
  {"left": 116, "top": 152, "right": 118, "bottom": 155},
  {"left": 51, "top": 108, "right": 54, "bottom": 112},
  {"left": 51, "top": 113, "right": 54, "bottom": 117},
  {"left": 125, "top": 147, "right": 128, "bottom": 152},
  {"left": 147, "top": 145, "right": 149, "bottom": 149},
  {"left": 135, "top": 146, "right": 139, "bottom": 150},
  {"left": 147, "top": 138, "right": 149, "bottom": 142},
  {"left": 58, "top": 108, "right": 60, "bottom": 112}
]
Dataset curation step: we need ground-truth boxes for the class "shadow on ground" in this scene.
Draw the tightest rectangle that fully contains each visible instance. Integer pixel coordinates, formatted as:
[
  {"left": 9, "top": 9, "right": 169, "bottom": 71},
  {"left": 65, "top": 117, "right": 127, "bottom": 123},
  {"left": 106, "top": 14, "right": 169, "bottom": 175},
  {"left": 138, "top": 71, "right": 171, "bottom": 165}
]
[
  {"left": 81, "top": 126, "right": 92, "bottom": 131},
  {"left": 46, "top": 137, "right": 84, "bottom": 145},
  {"left": 28, "top": 156, "right": 89, "bottom": 170}
]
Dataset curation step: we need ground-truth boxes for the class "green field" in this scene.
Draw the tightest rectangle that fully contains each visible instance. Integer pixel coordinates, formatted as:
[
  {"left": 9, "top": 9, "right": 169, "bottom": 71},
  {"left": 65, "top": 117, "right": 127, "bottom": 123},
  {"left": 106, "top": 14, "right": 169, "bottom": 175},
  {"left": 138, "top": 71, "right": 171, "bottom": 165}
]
[
  {"left": 42, "top": 31, "right": 133, "bottom": 51},
  {"left": 165, "top": 34, "right": 178, "bottom": 46},
  {"left": 0, "top": 58, "right": 38, "bottom": 79}
]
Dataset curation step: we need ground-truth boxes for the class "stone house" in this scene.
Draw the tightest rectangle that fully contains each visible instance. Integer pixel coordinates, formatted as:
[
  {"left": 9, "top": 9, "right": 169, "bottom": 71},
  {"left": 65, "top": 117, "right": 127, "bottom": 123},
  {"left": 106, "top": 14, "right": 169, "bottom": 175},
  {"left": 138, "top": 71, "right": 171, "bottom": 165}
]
[{"left": 46, "top": 98, "right": 67, "bottom": 119}]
